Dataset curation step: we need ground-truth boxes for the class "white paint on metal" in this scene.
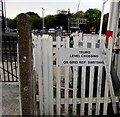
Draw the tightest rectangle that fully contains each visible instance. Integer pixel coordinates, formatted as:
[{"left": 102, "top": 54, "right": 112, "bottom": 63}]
[{"left": 57, "top": 48, "right": 105, "bottom": 66}]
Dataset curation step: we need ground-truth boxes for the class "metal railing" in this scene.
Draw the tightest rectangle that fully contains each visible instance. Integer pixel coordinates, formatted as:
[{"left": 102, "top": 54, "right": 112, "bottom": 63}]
[{"left": 0, "top": 33, "right": 18, "bottom": 82}]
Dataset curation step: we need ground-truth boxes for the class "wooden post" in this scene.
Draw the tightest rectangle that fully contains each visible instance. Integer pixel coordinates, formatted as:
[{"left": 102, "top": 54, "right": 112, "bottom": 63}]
[{"left": 17, "top": 13, "right": 34, "bottom": 116}]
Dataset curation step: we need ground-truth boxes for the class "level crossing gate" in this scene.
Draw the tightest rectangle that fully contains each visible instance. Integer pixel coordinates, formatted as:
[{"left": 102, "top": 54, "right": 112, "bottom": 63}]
[{"left": 33, "top": 34, "right": 119, "bottom": 116}]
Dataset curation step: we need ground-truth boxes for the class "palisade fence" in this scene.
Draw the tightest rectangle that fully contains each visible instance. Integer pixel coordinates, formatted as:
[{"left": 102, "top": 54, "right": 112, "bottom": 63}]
[{"left": 33, "top": 34, "right": 120, "bottom": 116}]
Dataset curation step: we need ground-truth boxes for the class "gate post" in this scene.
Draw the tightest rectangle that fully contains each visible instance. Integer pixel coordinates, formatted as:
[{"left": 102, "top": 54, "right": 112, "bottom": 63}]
[{"left": 17, "top": 13, "right": 34, "bottom": 116}]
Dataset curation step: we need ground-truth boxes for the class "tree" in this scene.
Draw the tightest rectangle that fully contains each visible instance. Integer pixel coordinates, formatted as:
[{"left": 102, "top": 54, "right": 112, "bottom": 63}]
[
  {"left": 45, "top": 15, "right": 56, "bottom": 28},
  {"left": 57, "top": 10, "right": 68, "bottom": 15},
  {"left": 7, "top": 9, "right": 104, "bottom": 32},
  {"left": 45, "top": 13, "right": 68, "bottom": 30},
  {"left": 73, "top": 11, "right": 84, "bottom": 18},
  {"left": 54, "top": 13, "right": 68, "bottom": 30},
  {"left": 26, "top": 12, "right": 42, "bottom": 29},
  {"left": 84, "top": 8, "right": 101, "bottom": 33},
  {"left": 7, "top": 12, "right": 42, "bottom": 29},
  {"left": 26, "top": 11, "right": 40, "bottom": 18},
  {"left": 7, "top": 18, "right": 17, "bottom": 29}
]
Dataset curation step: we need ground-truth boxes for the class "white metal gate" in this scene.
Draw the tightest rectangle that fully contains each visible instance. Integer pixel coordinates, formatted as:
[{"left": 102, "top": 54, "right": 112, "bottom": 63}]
[{"left": 33, "top": 34, "right": 119, "bottom": 116}]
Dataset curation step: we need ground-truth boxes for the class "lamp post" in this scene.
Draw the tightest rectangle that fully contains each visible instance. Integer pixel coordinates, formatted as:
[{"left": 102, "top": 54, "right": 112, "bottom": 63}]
[
  {"left": 42, "top": 8, "right": 45, "bottom": 29},
  {"left": 3, "top": 0, "right": 7, "bottom": 31},
  {"left": 98, "top": 0, "right": 108, "bottom": 42},
  {"left": 1, "top": 0, "right": 5, "bottom": 32},
  {"left": 77, "top": 0, "right": 81, "bottom": 12},
  {"left": 68, "top": 8, "right": 70, "bottom": 33}
]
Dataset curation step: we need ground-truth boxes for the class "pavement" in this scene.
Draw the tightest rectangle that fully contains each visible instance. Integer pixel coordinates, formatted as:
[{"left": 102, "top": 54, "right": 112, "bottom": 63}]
[{"left": 2, "top": 82, "right": 20, "bottom": 116}]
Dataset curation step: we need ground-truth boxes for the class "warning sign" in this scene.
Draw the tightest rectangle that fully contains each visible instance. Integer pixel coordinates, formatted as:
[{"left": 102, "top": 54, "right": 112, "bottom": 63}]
[{"left": 57, "top": 48, "right": 105, "bottom": 66}]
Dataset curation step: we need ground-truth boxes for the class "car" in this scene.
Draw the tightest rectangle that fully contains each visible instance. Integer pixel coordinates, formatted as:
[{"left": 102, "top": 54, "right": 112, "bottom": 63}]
[
  {"left": 91, "top": 31, "right": 95, "bottom": 34},
  {"left": 48, "top": 28, "right": 56, "bottom": 33}
]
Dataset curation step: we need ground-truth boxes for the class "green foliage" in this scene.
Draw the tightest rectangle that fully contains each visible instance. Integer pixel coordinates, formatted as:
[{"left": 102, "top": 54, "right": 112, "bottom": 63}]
[
  {"left": 7, "top": 9, "right": 109, "bottom": 33},
  {"left": 73, "top": 11, "right": 84, "bottom": 18},
  {"left": 45, "top": 13, "right": 68, "bottom": 30},
  {"left": 7, "top": 18, "right": 17, "bottom": 29},
  {"left": 84, "top": 8, "right": 101, "bottom": 33},
  {"left": 45, "top": 15, "right": 56, "bottom": 28},
  {"left": 26, "top": 12, "right": 42, "bottom": 29},
  {"left": 57, "top": 10, "right": 68, "bottom": 14},
  {"left": 54, "top": 13, "right": 68, "bottom": 30},
  {"left": 26, "top": 11, "right": 40, "bottom": 18},
  {"left": 7, "top": 12, "right": 42, "bottom": 29}
]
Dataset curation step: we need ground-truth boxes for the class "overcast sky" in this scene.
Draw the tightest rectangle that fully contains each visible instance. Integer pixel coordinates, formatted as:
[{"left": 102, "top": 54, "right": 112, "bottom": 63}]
[{"left": 5, "top": 0, "right": 111, "bottom": 19}]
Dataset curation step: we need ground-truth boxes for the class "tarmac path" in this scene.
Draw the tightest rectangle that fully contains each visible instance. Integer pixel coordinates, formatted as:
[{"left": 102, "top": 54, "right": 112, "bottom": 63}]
[{"left": 2, "top": 83, "right": 20, "bottom": 116}]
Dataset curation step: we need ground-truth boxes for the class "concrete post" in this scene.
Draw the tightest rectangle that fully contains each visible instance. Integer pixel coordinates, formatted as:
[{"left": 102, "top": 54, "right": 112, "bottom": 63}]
[{"left": 17, "top": 13, "right": 34, "bottom": 116}]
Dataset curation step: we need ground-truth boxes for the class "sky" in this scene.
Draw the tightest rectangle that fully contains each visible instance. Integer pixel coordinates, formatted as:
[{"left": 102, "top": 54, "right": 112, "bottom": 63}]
[{"left": 4, "top": 0, "right": 111, "bottom": 19}]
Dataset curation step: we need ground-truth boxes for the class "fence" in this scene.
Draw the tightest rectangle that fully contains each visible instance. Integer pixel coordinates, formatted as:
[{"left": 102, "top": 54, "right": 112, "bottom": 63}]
[
  {"left": 33, "top": 34, "right": 120, "bottom": 116},
  {"left": 0, "top": 33, "right": 18, "bottom": 82}
]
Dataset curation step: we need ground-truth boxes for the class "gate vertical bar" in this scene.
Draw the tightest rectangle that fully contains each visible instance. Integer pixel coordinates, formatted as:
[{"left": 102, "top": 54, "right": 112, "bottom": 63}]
[
  {"left": 8, "top": 37, "right": 14, "bottom": 81},
  {"left": 73, "top": 36, "right": 79, "bottom": 115},
  {"left": 48, "top": 36, "right": 54, "bottom": 115},
  {"left": 42, "top": 38, "right": 50, "bottom": 115},
  {"left": 56, "top": 36, "right": 61, "bottom": 115},
  {"left": 103, "top": 76, "right": 109, "bottom": 115},
  {"left": 65, "top": 36, "right": 70, "bottom": 114},
  {"left": 88, "top": 41, "right": 95, "bottom": 115},
  {"left": 2, "top": 53, "right": 5, "bottom": 81},
  {"left": 12, "top": 37, "right": 18, "bottom": 81},
  {"left": 95, "top": 66, "right": 103, "bottom": 115},
  {"left": 4, "top": 37, "right": 10, "bottom": 81},
  {"left": 80, "top": 40, "right": 87, "bottom": 115},
  {"left": 35, "top": 35, "right": 44, "bottom": 115}
]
